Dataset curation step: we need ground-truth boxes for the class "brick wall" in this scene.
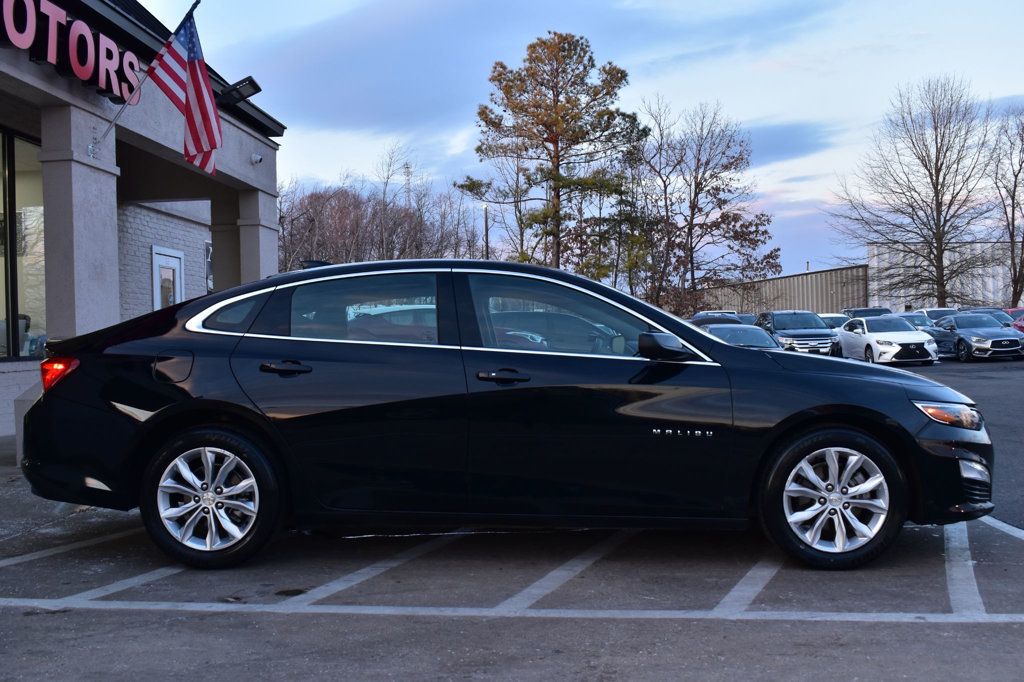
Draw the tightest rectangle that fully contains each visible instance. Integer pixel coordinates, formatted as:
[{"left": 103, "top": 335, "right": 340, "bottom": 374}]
[{"left": 118, "top": 202, "right": 212, "bottom": 321}]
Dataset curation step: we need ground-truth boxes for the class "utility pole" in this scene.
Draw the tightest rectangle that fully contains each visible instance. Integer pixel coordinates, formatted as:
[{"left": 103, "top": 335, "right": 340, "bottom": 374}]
[{"left": 482, "top": 203, "right": 490, "bottom": 260}]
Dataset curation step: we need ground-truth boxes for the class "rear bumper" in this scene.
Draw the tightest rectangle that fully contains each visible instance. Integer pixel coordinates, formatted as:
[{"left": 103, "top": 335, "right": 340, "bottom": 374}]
[{"left": 21, "top": 395, "right": 137, "bottom": 510}]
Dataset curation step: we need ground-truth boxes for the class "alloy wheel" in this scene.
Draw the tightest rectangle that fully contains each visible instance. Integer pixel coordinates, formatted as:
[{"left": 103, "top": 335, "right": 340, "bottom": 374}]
[
  {"left": 864, "top": 347, "right": 874, "bottom": 363},
  {"left": 782, "top": 447, "right": 889, "bottom": 553},
  {"left": 958, "top": 341, "right": 971, "bottom": 362},
  {"left": 156, "top": 447, "right": 260, "bottom": 551}
]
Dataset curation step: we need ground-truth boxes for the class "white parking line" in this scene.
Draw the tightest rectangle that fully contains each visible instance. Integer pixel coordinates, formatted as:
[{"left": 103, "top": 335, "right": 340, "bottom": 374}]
[
  {"left": 58, "top": 566, "right": 185, "bottom": 603},
  {"left": 980, "top": 515, "right": 1024, "bottom": 542},
  {"left": 0, "top": 528, "right": 141, "bottom": 570},
  {"left": 279, "top": 531, "right": 466, "bottom": 607},
  {"left": 4, "top": 596, "right": 1024, "bottom": 624},
  {"left": 944, "top": 523, "right": 985, "bottom": 615},
  {"left": 711, "top": 557, "right": 783, "bottom": 616},
  {"left": 493, "top": 529, "right": 638, "bottom": 614}
]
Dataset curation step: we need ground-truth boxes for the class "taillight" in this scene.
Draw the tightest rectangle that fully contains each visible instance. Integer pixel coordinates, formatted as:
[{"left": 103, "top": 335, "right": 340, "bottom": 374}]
[{"left": 40, "top": 357, "right": 80, "bottom": 392}]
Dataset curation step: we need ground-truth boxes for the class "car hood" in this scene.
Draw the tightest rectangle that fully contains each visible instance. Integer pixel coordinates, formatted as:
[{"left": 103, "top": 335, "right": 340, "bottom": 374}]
[
  {"left": 867, "top": 331, "right": 933, "bottom": 343},
  {"left": 767, "top": 350, "right": 974, "bottom": 404},
  {"left": 773, "top": 328, "right": 836, "bottom": 338},
  {"left": 958, "top": 327, "right": 1024, "bottom": 340}
]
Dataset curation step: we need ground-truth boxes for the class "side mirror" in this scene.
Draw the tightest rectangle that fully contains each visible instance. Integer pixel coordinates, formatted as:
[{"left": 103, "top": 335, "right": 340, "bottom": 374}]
[
  {"left": 1003, "top": 321, "right": 1012, "bottom": 328},
  {"left": 638, "top": 332, "right": 698, "bottom": 361}
]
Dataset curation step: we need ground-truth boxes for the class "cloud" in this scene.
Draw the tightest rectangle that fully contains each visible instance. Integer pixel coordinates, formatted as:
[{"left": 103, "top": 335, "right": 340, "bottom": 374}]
[{"left": 747, "top": 121, "right": 837, "bottom": 167}]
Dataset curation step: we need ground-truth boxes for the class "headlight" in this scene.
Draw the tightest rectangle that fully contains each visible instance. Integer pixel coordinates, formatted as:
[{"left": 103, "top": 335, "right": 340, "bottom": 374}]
[
  {"left": 876, "top": 339, "right": 897, "bottom": 347},
  {"left": 913, "top": 401, "right": 983, "bottom": 430},
  {"left": 970, "top": 337, "right": 988, "bottom": 344},
  {"left": 777, "top": 337, "right": 797, "bottom": 345},
  {"left": 925, "top": 339, "right": 937, "bottom": 346}
]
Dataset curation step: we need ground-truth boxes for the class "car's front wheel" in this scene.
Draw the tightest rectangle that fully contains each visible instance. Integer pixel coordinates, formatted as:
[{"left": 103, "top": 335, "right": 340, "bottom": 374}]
[
  {"left": 759, "top": 428, "right": 907, "bottom": 569},
  {"left": 864, "top": 346, "right": 875, "bottom": 363},
  {"left": 140, "top": 427, "right": 281, "bottom": 569},
  {"left": 957, "top": 340, "right": 973, "bottom": 362}
]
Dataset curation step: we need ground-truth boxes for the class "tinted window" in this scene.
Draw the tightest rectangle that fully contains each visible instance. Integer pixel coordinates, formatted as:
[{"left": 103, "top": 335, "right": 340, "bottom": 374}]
[
  {"left": 287, "top": 274, "right": 438, "bottom": 344},
  {"left": 899, "top": 314, "right": 930, "bottom": 327},
  {"left": 204, "top": 294, "right": 267, "bottom": 333},
  {"left": 924, "top": 309, "right": 957, "bottom": 320},
  {"left": 820, "top": 315, "right": 850, "bottom": 328},
  {"left": 467, "top": 274, "right": 651, "bottom": 356},
  {"left": 707, "top": 325, "right": 778, "bottom": 348},
  {"left": 773, "top": 312, "right": 827, "bottom": 330},
  {"left": 865, "top": 317, "right": 914, "bottom": 333},
  {"left": 954, "top": 314, "right": 1001, "bottom": 329}
]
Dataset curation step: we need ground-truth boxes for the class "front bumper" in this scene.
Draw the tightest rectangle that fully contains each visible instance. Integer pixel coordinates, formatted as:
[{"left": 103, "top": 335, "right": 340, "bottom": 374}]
[
  {"left": 875, "top": 342, "right": 938, "bottom": 363},
  {"left": 911, "top": 420, "right": 995, "bottom": 524},
  {"left": 968, "top": 341, "right": 1024, "bottom": 358}
]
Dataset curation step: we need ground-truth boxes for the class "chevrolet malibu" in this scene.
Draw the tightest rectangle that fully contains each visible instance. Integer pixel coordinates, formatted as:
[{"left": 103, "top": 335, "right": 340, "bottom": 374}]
[{"left": 22, "top": 261, "right": 994, "bottom": 569}]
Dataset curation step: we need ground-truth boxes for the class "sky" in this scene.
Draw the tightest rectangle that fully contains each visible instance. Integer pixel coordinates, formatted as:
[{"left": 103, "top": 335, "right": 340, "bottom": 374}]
[{"left": 143, "top": 0, "right": 1024, "bottom": 274}]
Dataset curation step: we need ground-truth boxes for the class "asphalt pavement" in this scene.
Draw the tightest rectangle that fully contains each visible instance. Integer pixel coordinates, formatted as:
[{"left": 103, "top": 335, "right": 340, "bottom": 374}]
[{"left": 2, "top": 358, "right": 1023, "bottom": 679}]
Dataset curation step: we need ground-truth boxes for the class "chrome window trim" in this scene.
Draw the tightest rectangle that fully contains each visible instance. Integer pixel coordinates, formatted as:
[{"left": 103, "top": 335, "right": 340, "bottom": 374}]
[
  {"left": 455, "top": 268, "right": 716, "bottom": 364},
  {"left": 185, "top": 266, "right": 718, "bottom": 365}
]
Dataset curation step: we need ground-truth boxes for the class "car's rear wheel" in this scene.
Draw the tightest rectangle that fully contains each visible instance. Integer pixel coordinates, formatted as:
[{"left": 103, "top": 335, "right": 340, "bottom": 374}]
[
  {"left": 957, "top": 340, "right": 973, "bottom": 362},
  {"left": 759, "top": 428, "right": 907, "bottom": 569},
  {"left": 140, "top": 427, "right": 281, "bottom": 568}
]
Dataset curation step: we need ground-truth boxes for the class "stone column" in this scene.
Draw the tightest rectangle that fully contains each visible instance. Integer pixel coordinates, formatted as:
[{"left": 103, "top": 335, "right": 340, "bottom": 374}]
[
  {"left": 39, "top": 106, "right": 121, "bottom": 338},
  {"left": 238, "top": 190, "right": 280, "bottom": 283}
]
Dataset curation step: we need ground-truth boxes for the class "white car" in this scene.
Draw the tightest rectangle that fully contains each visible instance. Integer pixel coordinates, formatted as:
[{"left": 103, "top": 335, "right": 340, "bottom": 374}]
[{"left": 837, "top": 315, "right": 938, "bottom": 365}]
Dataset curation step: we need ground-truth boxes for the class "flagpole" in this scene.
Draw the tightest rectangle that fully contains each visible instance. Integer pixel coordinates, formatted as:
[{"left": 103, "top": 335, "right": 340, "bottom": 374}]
[{"left": 88, "top": 0, "right": 203, "bottom": 158}]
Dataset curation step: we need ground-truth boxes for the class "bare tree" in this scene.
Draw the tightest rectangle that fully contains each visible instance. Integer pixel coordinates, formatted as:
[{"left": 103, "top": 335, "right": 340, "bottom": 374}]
[
  {"left": 992, "top": 107, "right": 1024, "bottom": 306},
  {"left": 831, "top": 76, "right": 995, "bottom": 307}
]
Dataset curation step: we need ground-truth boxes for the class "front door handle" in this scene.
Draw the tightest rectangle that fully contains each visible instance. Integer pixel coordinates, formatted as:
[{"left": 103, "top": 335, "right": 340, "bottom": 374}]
[
  {"left": 260, "top": 360, "right": 313, "bottom": 376},
  {"left": 477, "top": 369, "right": 531, "bottom": 384}
]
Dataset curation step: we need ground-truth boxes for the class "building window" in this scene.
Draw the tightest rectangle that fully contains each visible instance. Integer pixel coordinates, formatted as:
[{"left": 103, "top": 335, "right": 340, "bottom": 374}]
[{"left": 0, "top": 130, "right": 45, "bottom": 359}]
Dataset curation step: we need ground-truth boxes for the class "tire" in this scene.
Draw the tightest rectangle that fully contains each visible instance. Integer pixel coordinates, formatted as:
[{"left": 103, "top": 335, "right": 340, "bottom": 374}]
[
  {"left": 759, "top": 428, "right": 908, "bottom": 570},
  {"left": 957, "top": 340, "right": 973, "bottom": 363},
  {"left": 140, "top": 427, "right": 282, "bottom": 569},
  {"left": 864, "top": 346, "right": 874, "bottom": 363}
]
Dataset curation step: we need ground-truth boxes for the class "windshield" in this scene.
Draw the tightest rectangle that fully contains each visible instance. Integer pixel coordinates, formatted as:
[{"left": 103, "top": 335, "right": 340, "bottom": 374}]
[
  {"left": 773, "top": 312, "right": 827, "bottom": 330},
  {"left": 900, "top": 314, "right": 931, "bottom": 327},
  {"left": 924, "top": 308, "right": 957, "bottom": 320},
  {"left": 954, "top": 314, "right": 1001, "bottom": 329},
  {"left": 820, "top": 315, "right": 849, "bottom": 328},
  {"left": 866, "top": 317, "right": 914, "bottom": 333},
  {"left": 707, "top": 325, "right": 778, "bottom": 348}
]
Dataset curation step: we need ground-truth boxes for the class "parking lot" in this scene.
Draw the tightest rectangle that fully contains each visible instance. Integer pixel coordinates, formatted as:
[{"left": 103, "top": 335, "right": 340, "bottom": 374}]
[{"left": 2, "top": 358, "right": 1024, "bottom": 679}]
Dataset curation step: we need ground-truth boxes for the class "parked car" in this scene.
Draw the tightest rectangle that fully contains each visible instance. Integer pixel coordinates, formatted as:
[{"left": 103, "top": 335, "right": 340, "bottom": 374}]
[
  {"left": 691, "top": 315, "right": 743, "bottom": 327},
  {"left": 958, "top": 308, "right": 1015, "bottom": 327},
  {"left": 736, "top": 313, "right": 757, "bottom": 325},
  {"left": 703, "top": 324, "right": 781, "bottom": 349},
  {"left": 841, "top": 307, "right": 892, "bottom": 318},
  {"left": 1015, "top": 315, "right": 1024, "bottom": 336},
  {"left": 819, "top": 313, "right": 851, "bottom": 329},
  {"left": 755, "top": 310, "right": 840, "bottom": 356},
  {"left": 837, "top": 316, "right": 937, "bottom": 365},
  {"left": 692, "top": 311, "right": 741, "bottom": 323},
  {"left": 916, "top": 307, "right": 958, "bottom": 321},
  {"left": 934, "top": 313, "right": 1024, "bottom": 362},
  {"left": 22, "top": 260, "right": 994, "bottom": 570},
  {"left": 1004, "top": 307, "right": 1024, "bottom": 320},
  {"left": 895, "top": 312, "right": 957, "bottom": 357}
]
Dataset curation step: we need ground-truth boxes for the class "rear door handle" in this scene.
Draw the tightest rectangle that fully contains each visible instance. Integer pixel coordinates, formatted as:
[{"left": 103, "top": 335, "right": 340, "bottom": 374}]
[
  {"left": 477, "top": 369, "right": 530, "bottom": 384},
  {"left": 260, "top": 360, "right": 313, "bottom": 375}
]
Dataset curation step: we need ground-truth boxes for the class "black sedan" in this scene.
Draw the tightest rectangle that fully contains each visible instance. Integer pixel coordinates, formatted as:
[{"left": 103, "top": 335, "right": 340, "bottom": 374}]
[
  {"left": 22, "top": 261, "right": 994, "bottom": 570},
  {"left": 895, "top": 312, "right": 958, "bottom": 357},
  {"left": 935, "top": 314, "right": 1024, "bottom": 362}
]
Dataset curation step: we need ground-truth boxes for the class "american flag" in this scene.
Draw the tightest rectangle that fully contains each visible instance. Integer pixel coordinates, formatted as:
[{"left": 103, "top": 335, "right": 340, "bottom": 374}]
[{"left": 147, "top": 14, "right": 222, "bottom": 174}]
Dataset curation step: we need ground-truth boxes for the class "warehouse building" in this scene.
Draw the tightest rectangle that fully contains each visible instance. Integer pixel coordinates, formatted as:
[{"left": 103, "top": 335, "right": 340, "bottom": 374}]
[
  {"left": 0, "top": 0, "right": 285, "bottom": 439},
  {"left": 701, "top": 265, "right": 869, "bottom": 314}
]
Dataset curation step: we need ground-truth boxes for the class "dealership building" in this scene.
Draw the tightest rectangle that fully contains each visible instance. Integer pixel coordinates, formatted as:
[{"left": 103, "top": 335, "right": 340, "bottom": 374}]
[{"left": 0, "top": 0, "right": 284, "bottom": 440}]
